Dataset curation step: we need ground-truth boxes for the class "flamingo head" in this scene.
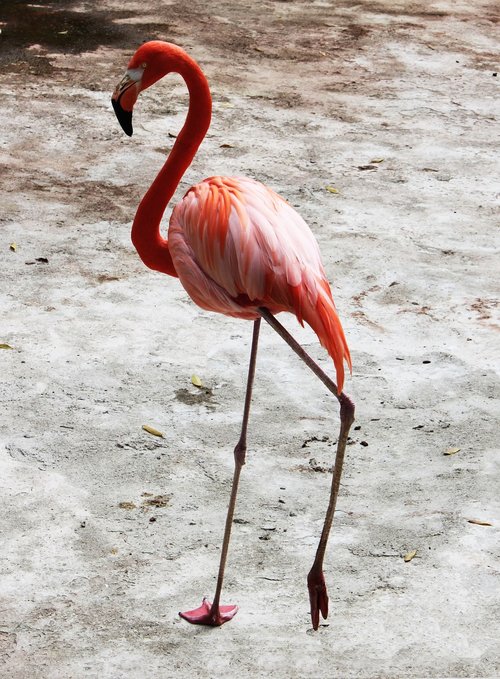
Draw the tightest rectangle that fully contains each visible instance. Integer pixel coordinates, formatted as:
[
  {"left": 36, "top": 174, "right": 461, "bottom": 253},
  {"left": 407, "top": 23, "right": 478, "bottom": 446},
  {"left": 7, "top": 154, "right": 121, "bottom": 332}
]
[{"left": 112, "top": 41, "right": 186, "bottom": 137}]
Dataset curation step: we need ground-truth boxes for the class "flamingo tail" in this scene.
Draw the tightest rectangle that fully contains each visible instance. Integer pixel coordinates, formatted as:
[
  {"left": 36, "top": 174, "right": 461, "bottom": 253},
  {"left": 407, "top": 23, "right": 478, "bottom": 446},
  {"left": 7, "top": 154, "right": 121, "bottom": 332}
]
[{"left": 294, "top": 281, "right": 352, "bottom": 394}]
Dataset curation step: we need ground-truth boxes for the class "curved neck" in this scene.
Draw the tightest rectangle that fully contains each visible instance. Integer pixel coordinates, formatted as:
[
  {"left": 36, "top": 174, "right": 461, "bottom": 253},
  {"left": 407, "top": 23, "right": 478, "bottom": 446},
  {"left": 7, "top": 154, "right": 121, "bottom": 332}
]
[{"left": 131, "top": 52, "right": 212, "bottom": 276}]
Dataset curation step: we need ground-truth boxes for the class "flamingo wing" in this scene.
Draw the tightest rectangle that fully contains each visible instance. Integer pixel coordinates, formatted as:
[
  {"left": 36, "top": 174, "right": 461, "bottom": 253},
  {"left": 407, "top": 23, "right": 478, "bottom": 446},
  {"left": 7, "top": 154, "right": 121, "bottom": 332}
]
[{"left": 168, "top": 176, "right": 351, "bottom": 390}]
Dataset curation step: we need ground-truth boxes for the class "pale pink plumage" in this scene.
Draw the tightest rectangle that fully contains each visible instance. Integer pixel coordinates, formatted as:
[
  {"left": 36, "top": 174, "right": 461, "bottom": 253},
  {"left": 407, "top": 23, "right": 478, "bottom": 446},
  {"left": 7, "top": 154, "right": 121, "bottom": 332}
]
[{"left": 169, "top": 175, "right": 351, "bottom": 392}]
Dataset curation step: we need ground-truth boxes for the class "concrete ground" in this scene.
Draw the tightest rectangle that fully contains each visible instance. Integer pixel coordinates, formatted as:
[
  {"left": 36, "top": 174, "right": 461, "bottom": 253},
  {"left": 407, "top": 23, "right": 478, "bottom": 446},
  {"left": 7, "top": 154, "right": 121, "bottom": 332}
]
[{"left": 1, "top": 1, "right": 499, "bottom": 677}]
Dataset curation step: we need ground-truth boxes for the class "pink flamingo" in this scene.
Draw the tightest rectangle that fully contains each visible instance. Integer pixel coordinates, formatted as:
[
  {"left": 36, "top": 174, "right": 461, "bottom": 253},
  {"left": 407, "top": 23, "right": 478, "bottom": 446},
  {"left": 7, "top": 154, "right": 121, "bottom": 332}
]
[{"left": 112, "top": 41, "right": 355, "bottom": 630}]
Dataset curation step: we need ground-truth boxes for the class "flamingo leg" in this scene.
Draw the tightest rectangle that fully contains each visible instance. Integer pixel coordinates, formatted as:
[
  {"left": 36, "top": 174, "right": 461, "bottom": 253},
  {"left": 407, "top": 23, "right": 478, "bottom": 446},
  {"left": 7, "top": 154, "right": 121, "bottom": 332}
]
[
  {"left": 258, "top": 307, "right": 355, "bottom": 630},
  {"left": 180, "top": 318, "right": 261, "bottom": 626}
]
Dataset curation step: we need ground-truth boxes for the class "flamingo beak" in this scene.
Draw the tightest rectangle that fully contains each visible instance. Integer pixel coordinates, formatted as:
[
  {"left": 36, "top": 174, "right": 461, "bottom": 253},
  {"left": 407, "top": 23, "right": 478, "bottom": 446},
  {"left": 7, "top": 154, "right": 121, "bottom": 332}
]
[{"left": 112, "top": 70, "right": 142, "bottom": 137}]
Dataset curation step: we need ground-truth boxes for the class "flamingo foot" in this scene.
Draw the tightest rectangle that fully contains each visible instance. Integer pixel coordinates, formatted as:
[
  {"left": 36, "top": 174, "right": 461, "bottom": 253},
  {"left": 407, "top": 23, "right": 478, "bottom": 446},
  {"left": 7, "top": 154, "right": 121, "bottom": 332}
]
[
  {"left": 307, "top": 567, "right": 329, "bottom": 630},
  {"left": 179, "top": 597, "right": 238, "bottom": 626}
]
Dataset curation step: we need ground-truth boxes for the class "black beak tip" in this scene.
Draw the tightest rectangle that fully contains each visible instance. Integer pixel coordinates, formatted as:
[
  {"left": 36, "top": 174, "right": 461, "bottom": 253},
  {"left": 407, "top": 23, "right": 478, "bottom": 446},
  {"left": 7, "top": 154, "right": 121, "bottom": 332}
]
[{"left": 112, "top": 97, "right": 133, "bottom": 137}]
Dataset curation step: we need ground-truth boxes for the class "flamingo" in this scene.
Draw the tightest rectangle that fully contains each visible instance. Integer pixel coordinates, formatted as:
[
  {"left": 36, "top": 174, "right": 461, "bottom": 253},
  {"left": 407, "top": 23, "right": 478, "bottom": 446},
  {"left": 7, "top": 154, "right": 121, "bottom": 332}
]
[{"left": 111, "top": 40, "right": 355, "bottom": 630}]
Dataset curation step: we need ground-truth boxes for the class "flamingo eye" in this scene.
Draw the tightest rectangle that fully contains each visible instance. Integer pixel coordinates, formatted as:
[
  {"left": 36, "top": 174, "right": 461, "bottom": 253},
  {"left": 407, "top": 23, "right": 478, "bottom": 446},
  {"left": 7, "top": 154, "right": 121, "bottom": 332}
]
[{"left": 141, "top": 62, "right": 147, "bottom": 69}]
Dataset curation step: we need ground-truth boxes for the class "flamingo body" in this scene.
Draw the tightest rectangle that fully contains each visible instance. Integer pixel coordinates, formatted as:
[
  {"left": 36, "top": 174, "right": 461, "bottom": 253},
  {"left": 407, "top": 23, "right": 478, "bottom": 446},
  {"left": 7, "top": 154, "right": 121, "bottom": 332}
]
[
  {"left": 170, "top": 175, "right": 351, "bottom": 391},
  {"left": 112, "top": 40, "right": 355, "bottom": 630}
]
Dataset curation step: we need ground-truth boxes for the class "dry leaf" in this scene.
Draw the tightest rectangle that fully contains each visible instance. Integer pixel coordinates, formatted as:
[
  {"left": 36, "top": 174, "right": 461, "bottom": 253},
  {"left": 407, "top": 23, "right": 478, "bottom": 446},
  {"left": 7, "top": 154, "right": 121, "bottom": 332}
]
[
  {"left": 220, "top": 143, "right": 234, "bottom": 148},
  {"left": 0, "top": 343, "right": 13, "bottom": 350},
  {"left": 467, "top": 519, "right": 493, "bottom": 526},
  {"left": 325, "top": 185, "right": 340, "bottom": 194},
  {"left": 142, "top": 424, "right": 164, "bottom": 438},
  {"left": 370, "top": 158, "right": 384, "bottom": 163},
  {"left": 191, "top": 374, "right": 204, "bottom": 388},
  {"left": 118, "top": 501, "right": 136, "bottom": 510},
  {"left": 9, "top": 243, "right": 17, "bottom": 252},
  {"left": 403, "top": 549, "right": 417, "bottom": 562},
  {"left": 444, "top": 447, "right": 461, "bottom": 456},
  {"left": 143, "top": 494, "right": 170, "bottom": 508}
]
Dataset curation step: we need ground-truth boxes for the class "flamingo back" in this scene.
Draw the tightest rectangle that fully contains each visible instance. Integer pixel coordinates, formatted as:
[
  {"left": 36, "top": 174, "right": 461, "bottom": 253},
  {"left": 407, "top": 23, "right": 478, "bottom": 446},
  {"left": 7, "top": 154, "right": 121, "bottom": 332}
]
[{"left": 169, "top": 176, "right": 351, "bottom": 391}]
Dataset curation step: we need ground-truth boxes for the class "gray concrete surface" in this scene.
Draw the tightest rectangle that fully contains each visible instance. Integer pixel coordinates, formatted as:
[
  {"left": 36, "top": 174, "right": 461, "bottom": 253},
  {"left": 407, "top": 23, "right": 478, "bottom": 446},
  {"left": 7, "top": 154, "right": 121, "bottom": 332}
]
[{"left": 1, "top": 1, "right": 499, "bottom": 677}]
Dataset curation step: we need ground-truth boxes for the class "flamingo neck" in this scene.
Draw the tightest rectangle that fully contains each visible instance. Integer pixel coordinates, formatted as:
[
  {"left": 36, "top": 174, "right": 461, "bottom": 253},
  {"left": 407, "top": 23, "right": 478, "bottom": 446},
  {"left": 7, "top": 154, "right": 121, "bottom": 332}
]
[{"left": 131, "top": 51, "right": 212, "bottom": 277}]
